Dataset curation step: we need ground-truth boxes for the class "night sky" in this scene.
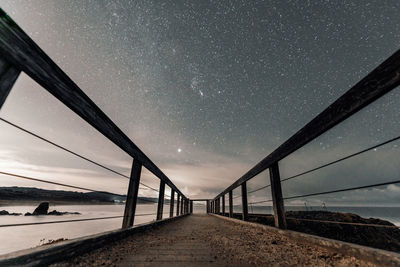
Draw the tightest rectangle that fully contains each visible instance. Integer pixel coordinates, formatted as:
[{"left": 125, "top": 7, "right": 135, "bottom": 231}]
[{"left": 0, "top": 1, "right": 400, "bottom": 206}]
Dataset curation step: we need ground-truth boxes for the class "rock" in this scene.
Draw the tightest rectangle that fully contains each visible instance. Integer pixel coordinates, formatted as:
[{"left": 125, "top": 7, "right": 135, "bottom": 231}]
[
  {"left": 0, "top": 210, "right": 9, "bottom": 215},
  {"left": 48, "top": 210, "right": 81, "bottom": 216},
  {"left": 32, "top": 202, "right": 49, "bottom": 215},
  {"left": 24, "top": 202, "right": 80, "bottom": 216},
  {"left": 0, "top": 210, "right": 22, "bottom": 216}
]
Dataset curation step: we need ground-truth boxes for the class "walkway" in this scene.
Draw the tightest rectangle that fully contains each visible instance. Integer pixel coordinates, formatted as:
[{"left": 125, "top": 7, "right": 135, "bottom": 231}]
[{"left": 53, "top": 214, "right": 375, "bottom": 266}]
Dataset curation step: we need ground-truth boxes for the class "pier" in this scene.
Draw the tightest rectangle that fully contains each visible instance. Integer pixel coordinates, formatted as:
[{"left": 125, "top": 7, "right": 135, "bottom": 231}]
[{"left": 1, "top": 8, "right": 400, "bottom": 266}]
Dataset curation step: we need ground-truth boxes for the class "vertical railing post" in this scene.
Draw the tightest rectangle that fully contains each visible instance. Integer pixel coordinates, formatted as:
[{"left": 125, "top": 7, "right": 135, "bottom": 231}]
[
  {"left": 211, "top": 201, "right": 214, "bottom": 213},
  {"left": 206, "top": 200, "right": 210, "bottom": 213},
  {"left": 0, "top": 58, "right": 20, "bottom": 109},
  {"left": 229, "top": 190, "right": 233, "bottom": 218},
  {"left": 122, "top": 159, "right": 142, "bottom": 229},
  {"left": 222, "top": 195, "right": 225, "bottom": 216},
  {"left": 169, "top": 190, "right": 175, "bottom": 218},
  {"left": 156, "top": 180, "right": 165, "bottom": 221},
  {"left": 269, "top": 162, "right": 287, "bottom": 229},
  {"left": 241, "top": 182, "right": 248, "bottom": 221},
  {"left": 180, "top": 196, "right": 184, "bottom": 215},
  {"left": 190, "top": 200, "right": 193, "bottom": 214},
  {"left": 176, "top": 194, "right": 180, "bottom": 216}
]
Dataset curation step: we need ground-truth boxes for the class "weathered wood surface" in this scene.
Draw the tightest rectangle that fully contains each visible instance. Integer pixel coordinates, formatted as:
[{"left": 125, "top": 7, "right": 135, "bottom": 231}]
[
  {"left": 229, "top": 190, "right": 233, "bottom": 218},
  {"left": 156, "top": 181, "right": 165, "bottom": 220},
  {"left": 222, "top": 195, "right": 225, "bottom": 215},
  {"left": 122, "top": 160, "right": 142, "bottom": 228},
  {"left": 169, "top": 190, "right": 175, "bottom": 218},
  {"left": 214, "top": 48, "right": 400, "bottom": 199},
  {"left": 176, "top": 194, "right": 180, "bottom": 216},
  {"left": 0, "top": 56, "right": 20, "bottom": 109},
  {"left": 241, "top": 182, "right": 248, "bottom": 221},
  {"left": 269, "top": 163, "right": 287, "bottom": 229},
  {"left": 180, "top": 197, "right": 184, "bottom": 215},
  {"left": 0, "top": 9, "right": 185, "bottom": 198}
]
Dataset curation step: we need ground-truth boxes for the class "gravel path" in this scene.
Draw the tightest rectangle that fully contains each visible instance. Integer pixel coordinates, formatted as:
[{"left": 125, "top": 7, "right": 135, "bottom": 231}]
[{"left": 53, "top": 214, "right": 377, "bottom": 266}]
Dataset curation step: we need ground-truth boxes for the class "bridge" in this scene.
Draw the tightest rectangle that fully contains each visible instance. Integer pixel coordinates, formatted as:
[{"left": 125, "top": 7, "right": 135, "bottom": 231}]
[{"left": 1, "top": 8, "right": 400, "bottom": 266}]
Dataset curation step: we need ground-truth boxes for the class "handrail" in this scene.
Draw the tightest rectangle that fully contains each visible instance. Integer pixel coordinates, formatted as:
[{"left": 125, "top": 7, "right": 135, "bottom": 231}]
[{"left": 0, "top": 9, "right": 185, "bottom": 198}]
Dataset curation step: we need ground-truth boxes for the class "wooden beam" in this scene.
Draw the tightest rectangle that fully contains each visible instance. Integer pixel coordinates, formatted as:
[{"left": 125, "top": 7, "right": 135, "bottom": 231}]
[
  {"left": 229, "top": 190, "right": 233, "bottom": 218},
  {"left": 206, "top": 200, "right": 210, "bottom": 213},
  {"left": 180, "top": 196, "right": 184, "bottom": 215},
  {"left": 0, "top": 57, "right": 20, "bottom": 109},
  {"left": 190, "top": 200, "right": 193, "bottom": 214},
  {"left": 169, "top": 190, "right": 175, "bottom": 218},
  {"left": 241, "top": 182, "right": 248, "bottom": 221},
  {"left": 176, "top": 194, "right": 180, "bottom": 216},
  {"left": 156, "top": 181, "right": 165, "bottom": 221},
  {"left": 269, "top": 162, "right": 287, "bottom": 229},
  {"left": 222, "top": 195, "right": 225, "bottom": 216},
  {"left": 0, "top": 9, "right": 186, "bottom": 199},
  {"left": 122, "top": 160, "right": 142, "bottom": 229},
  {"left": 213, "top": 48, "right": 400, "bottom": 200}
]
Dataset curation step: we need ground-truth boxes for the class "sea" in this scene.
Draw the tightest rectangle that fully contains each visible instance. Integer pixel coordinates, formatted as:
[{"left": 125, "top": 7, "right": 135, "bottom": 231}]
[{"left": 0, "top": 204, "right": 399, "bottom": 256}]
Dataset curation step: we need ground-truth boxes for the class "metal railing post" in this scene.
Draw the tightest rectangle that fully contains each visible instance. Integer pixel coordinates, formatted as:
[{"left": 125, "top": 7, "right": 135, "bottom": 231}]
[
  {"left": 190, "top": 200, "right": 193, "bottom": 214},
  {"left": 229, "top": 190, "right": 233, "bottom": 218},
  {"left": 156, "top": 180, "right": 165, "bottom": 221},
  {"left": 241, "top": 182, "right": 248, "bottom": 221},
  {"left": 169, "top": 190, "right": 175, "bottom": 218},
  {"left": 206, "top": 200, "right": 210, "bottom": 213},
  {"left": 0, "top": 57, "right": 20, "bottom": 109},
  {"left": 176, "top": 194, "right": 180, "bottom": 216},
  {"left": 122, "top": 159, "right": 142, "bottom": 228},
  {"left": 222, "top": 195, "right": 225, "bottom": 216},
  {"left": 269, "top": 162, "right": 287, "bottom": 229}
]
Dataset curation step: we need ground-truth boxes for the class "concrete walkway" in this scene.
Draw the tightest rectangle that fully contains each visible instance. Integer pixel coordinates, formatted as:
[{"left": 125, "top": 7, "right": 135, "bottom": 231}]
[{"left": 54, "top": 214, "right": 378, "bottom": 266}]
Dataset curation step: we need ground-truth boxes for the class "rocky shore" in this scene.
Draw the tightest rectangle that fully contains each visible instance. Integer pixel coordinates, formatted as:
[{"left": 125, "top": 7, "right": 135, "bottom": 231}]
[
  {"left": 243, "top": 210, "right": 400, "bottom": 253},
  {"left": 0, "top": 202, "right": 81, "bottom": 216}
]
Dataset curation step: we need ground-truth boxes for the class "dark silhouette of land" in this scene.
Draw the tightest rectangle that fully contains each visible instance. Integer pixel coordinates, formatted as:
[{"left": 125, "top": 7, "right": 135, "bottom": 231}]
[{"left": 0, "top": 186, "right": 157, "bottom": 204}]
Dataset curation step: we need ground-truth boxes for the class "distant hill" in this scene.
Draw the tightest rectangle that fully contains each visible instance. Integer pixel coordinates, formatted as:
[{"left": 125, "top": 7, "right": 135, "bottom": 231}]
[{"left": 0, "top": 187, "right": 158, "bottom": 204}]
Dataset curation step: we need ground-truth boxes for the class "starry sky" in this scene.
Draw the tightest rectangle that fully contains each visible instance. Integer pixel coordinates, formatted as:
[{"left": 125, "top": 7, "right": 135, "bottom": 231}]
[{"left": 0, "top": 0, "right": 400, "bottom": 206}]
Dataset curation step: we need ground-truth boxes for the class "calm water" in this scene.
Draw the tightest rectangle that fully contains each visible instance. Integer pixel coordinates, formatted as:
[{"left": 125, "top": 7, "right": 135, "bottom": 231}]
[
  {"left": 0, "top": 203, "right": 179, "bottom": 255},
  {"left": 1, "top": 204, "right": 397, "bottom": 255}
]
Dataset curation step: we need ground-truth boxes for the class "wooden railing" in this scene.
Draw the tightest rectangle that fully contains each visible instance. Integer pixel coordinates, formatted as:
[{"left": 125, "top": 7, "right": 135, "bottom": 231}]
[
  {"left": 209, "top": 48, "right": 400, "bottom": 229},
  {"left": 0, "top": 8, "right": 190, "bottom": 230}
]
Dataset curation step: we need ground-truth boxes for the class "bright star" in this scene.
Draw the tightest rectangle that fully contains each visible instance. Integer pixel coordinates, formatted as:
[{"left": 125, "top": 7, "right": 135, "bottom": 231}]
[{"left": 178, "top": 148, "right": 182, "bottom": 153}]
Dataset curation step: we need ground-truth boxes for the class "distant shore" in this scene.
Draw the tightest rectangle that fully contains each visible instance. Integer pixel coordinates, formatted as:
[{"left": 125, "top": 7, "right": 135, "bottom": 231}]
[{"left": 0, "top": 200, "right": 125, "bottom": 206}]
